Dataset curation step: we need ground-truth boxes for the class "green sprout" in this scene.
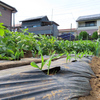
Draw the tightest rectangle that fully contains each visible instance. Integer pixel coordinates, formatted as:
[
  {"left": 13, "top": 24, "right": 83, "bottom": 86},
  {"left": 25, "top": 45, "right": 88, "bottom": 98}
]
[{"left": 31, "top": 51, "right": 63, "bottom": 75}]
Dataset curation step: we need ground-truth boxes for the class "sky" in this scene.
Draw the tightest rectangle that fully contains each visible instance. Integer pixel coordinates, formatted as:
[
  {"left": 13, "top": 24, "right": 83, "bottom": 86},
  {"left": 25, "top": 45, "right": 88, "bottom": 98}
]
[{"left": 2, "top": 0, "right": 100, "bottom": 29}]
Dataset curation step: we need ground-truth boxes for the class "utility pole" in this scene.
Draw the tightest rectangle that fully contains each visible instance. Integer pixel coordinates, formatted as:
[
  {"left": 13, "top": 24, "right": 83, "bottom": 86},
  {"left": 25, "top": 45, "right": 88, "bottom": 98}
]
[
  {"left": 50, "top": 9, "right": 53, "bottom": 36},
  {"left": 70, "top": 23, "right": 72, "bottom": 41},
  {"left": 13, "top": 13, "right": 15, "bottom": 32}
]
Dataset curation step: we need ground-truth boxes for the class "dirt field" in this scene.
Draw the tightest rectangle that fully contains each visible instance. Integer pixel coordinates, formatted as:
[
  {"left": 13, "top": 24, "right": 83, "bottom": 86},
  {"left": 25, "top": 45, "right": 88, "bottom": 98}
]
[{"left": 79, "top": 56, "right": 100, "bottom": 100}]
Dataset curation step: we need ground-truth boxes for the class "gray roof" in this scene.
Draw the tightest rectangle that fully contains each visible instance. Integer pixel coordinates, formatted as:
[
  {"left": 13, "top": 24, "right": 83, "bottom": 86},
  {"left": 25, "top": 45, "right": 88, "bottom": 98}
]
[
  {"left": 42, "top": 21, "right": 59, "bottom": 26},
  {"left": 20, "top": 16, "right": 48, "bottom": 22},
  {"left": 0, "top": 1, "right": 17, "bottom": 12},
  {"left": 76, "top": 14, "right": 100, "bottom": 22}
]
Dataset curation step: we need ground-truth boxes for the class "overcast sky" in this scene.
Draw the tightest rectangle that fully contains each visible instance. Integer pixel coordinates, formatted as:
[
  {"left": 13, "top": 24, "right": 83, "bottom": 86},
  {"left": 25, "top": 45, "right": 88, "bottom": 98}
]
[{"left": 2, "top": 0, "right": 100, "bottom": 29}]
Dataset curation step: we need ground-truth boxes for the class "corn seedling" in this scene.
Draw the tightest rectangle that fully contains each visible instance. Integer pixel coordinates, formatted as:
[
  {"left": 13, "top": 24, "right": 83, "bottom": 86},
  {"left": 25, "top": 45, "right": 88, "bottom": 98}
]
[
  {"left": 31, "top": 51, "right": 63, "bottom": 75},
  {"left": 31, "top": 52, "right": 48, "bottom": 70},
  {"left": 66, "top": 52, "right": 71, "bottom": 62},
  {"left": 46, "top": 51, "right": 56, "bottom": 75},
  {"left": 88, "top": 51, "right": 93, "bottom": 56}
]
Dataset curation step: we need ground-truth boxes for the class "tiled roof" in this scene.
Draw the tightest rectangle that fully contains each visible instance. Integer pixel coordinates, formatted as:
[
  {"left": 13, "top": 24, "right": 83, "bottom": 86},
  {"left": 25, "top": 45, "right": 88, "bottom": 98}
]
[
  {"left": 0, "top": 1, "right": 17, "bottom": 12},
  {"left": 76, "top": 14, "right": 100, "bottom": 22},
  {"left": 20, "top": 16, "right": 48, "bottom": 22}
]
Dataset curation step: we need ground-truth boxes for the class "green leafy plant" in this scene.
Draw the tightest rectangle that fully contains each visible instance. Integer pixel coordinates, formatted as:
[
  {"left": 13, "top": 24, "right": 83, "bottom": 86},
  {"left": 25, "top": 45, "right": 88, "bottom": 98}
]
[
  {"left": 71, "top": 51, "right": 77, "bottom": 60},
  {"left": 0, "top": 23, "right": 5, "bottom": 36},
  {"left": 79, "top": 52, "right": 85, "bottom": 59},
  {"left": 31, "top": 53, "right": 48, "bottom": 70},
  {"left": 88, "top": 51, "right": 93, "bottom": 56},
  {"left": 92, "top": 31, "right": 98, "bottom": 39},
  {"left": 0, "top": 23, "right": 99, "bottom": 61},
  {"left": 46, "top": 51, "right": 56, "bottom": 75},
  {"left": 31, "top": 51, "right": 55, "bottom": 74},
  {"left": 65, "top": 52, "right": 71, "bottom": 62},
  {"left": 31, "top": 51, "right": 63, "bottom": 75},
  {"left": 78, "top": 31, "right": 89, "bottom": 40}
]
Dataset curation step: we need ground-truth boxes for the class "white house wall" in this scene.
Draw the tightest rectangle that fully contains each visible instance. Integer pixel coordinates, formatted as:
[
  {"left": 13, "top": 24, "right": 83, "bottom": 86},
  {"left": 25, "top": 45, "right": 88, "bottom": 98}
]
[
  {"left": 77, "top": 20, "right": 99, "bottom": 35},
  {"left": 97, "top": 19, "right": 100, "bottom": 27},
  {"left": 77, "top": 21, "right": 98, "bottom": 30}
]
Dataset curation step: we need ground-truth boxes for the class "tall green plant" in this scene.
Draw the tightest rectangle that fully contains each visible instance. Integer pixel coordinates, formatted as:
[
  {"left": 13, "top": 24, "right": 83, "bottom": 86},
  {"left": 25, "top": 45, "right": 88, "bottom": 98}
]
[
  {"left": 92, "top": 31, "right": 98, "bottom": 39},
  {"left": 31, "top": 51, "right": 64, "bottom": 75},
  {"left": 79, "top": 31, "right": 89, "bottom": 40},
  {"left": 31, "top": 51, "right": 56, "bottom": 75}
]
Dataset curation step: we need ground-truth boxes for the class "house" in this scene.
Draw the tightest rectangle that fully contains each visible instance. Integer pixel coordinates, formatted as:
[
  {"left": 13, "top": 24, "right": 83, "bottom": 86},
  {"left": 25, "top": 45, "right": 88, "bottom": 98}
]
[
  {"left": 0, "top": 1, "right": 17, "bottom": 30},
  {"left": 20, "top": 16, "right": 59, "bottom": 37},
  {"left": 76, "top": 14, "right": 100, "bottom": 35},
  {"left": 59, "top": 28, "right": 77, "bottom": 36}
]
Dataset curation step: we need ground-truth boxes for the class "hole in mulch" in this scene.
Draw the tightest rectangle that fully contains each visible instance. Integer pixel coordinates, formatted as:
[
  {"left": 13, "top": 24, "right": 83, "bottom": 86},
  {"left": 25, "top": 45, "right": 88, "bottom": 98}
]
[
  {"left": 72, "top": 60, "right": 77, "bottom": 62},
  {"left": 96, "top": 76, "right": 99, "bottom": 78},
  {"left": 42, "top": 66, "right": 60, "bottom": 75}
]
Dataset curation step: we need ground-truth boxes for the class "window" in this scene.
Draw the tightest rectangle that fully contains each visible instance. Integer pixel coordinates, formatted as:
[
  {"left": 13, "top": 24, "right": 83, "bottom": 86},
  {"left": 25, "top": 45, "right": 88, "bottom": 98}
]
[
  {"left": 33, "top": 25, "right": 40, "bottom": 28},
  {"left": 2, "top": 7, "right": 7, "bottom": 10},
  {"left": 24, "top": 26, "right": 27, "bottom": 28},
  {"left": 33, "top": 25, "right": 37, "bottom": 28},
  {"left": 85, "top": 21, "right": 96, "bottom": 27}
]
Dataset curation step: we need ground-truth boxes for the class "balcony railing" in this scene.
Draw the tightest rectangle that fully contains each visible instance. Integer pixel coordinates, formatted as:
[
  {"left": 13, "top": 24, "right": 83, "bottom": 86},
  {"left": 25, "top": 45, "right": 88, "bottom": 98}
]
[{"left": 78, "top": 25, "right": 97, "bottom": 28}]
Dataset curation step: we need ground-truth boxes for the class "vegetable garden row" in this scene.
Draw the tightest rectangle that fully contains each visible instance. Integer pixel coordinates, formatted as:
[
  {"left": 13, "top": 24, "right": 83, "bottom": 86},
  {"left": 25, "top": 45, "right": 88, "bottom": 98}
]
[{"left": 0, "top": 27, "right": 100, "bottom": 61}]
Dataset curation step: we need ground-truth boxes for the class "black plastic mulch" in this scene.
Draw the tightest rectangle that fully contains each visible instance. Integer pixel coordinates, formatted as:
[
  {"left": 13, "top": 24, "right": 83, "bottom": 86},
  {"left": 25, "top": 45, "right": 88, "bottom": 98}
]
[{"left": 0, "top": 57, "right": 95, "bottom": 100}]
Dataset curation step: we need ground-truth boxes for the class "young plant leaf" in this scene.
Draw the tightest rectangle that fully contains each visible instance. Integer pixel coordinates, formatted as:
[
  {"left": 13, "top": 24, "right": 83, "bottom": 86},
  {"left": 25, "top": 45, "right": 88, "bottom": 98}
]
[
  {"left": 31, "top": 62, "right": 41, "bottom": 70},
  {"left": 0, "top": 28, "right": 4, "bottom": 36},
  {"left": 47, "top": 60, "right": 52, "bottom": 75},
  {"left": 41, "top": 53, "right": 45, "bottom": 70},
  {"left": 52, "top": 53, "right": 64, "bottom": 59}
]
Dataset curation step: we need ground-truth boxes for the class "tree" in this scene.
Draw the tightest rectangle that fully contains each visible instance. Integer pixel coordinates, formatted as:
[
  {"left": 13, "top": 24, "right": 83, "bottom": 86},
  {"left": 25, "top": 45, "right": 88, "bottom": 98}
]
[
  {"left": 78, "top": 31, "right": 89, "bottom": 40},
  {"left": 92, "top": 31, "right": 98, "bottom": 39}
]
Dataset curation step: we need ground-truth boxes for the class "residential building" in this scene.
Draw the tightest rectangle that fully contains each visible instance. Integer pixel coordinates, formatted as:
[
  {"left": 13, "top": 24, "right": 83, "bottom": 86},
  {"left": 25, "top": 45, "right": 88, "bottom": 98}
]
[
  {"left": 20, "top": 16, "right": 59, "bottom": 37},
  {"left": 76, "top": 14, "right": 100, "bottom": 35},
  {"left": 0, "top": 1, "right": 17, "bottom": 30},
  {"left": 59, "top": 28, "right": 77, "bottom": 36}
]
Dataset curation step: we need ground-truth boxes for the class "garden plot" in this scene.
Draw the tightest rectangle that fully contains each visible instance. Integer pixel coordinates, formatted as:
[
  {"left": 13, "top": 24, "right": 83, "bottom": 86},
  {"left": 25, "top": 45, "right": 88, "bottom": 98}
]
[
  {"left": 0, "top": 24, "right": 100, "bottom": 100},
  {"left": 0, "top": 56, "right": 96, "bottom": 100}
]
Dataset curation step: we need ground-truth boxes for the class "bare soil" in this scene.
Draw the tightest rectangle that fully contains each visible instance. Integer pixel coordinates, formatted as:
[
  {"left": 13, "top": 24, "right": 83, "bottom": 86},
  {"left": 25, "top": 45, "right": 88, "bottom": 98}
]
[
  {"left": 24, "top": 50, "right": 33, "bottom": 58},
  {"left": 79, "top": 56, "right": 100, "bottom": 100}
]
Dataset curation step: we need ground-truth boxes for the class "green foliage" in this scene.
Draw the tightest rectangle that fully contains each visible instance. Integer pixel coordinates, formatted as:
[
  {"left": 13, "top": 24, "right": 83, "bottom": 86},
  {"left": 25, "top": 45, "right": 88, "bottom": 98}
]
[
  {"left": 46, "top": 51, "right": 56, "bottom": 75},
  {"left": 78, "top": 31, "right": 89, "bottom": 40},
  {"left": 31, "top": 51, "right": 61, "bottom": 75},
  {"left": 66, "top": 53, "right": 71, "bottom": 62},
  {"left": 92, "top": 31, "right": 98, "bottom": 39},
  {"left": 0, "top": 27, "right": 37, "bottom": 60},
  {"left": 0, "top": 23, "right": 5, "bottom": 36},
  {"left": 0, "top": 21, "right": 99, "bottom": 60},
  {"left": 0, "top": 12, "right": 2, "bottom": 16}
]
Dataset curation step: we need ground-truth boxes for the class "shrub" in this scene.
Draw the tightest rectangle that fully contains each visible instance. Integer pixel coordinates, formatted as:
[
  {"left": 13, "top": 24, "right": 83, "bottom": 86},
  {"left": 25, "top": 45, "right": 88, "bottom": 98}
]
[
  {"left": 92, "top": 31, "right": 98, "bottom": 39},
  {"left": 78, "top": 31, "right": 89, "bottom": 40}
]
